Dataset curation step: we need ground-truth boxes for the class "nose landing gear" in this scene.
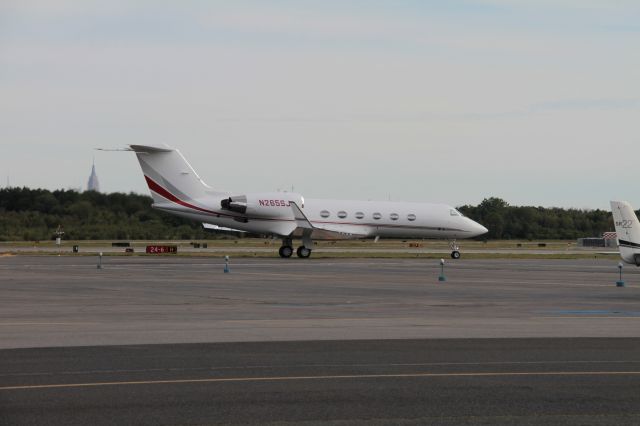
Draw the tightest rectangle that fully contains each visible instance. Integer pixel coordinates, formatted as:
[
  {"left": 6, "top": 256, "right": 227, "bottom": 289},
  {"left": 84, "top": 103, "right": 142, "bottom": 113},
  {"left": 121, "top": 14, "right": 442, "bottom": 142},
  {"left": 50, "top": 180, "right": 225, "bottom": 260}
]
[{"left": 450, "top": 240, "right": 461, "bottom": 259}]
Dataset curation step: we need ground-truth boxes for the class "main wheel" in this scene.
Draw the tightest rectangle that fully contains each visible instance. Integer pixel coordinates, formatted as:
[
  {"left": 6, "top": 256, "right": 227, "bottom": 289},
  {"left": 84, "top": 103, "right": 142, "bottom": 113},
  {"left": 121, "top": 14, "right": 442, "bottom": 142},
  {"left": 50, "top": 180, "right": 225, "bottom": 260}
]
[
  {"left": 296, "top": 246, "right": 312, "bottom": 258},
  {"left": 279, "top": 245, "right": 293, "bottom": 258},
  {"left": 450, "top": 250, "right": 461, "bottom": 259}
]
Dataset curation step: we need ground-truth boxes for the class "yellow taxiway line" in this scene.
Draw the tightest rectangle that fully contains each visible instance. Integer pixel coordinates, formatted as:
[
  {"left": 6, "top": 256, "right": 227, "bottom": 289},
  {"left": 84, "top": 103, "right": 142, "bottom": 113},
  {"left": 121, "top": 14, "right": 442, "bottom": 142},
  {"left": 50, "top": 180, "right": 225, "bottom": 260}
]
[{"left": 2, "top": 370, "right": 640, "bottom": 391}]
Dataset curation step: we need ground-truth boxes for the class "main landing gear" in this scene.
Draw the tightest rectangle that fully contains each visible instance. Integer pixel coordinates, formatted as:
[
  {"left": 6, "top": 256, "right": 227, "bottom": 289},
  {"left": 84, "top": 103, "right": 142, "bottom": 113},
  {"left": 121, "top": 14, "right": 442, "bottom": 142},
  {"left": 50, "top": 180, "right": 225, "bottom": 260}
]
[
  {"left": 296, "top": 246, "right": 311, "bottom": 258},
  {"left": 278, "top": 245, "right": 294, "bottom": 258},
  {"left": 450, "top": 240, "right": 461, "bottom": 259},
  {"left": 279, "top": 238, "right": 313, "bottom": 259}
]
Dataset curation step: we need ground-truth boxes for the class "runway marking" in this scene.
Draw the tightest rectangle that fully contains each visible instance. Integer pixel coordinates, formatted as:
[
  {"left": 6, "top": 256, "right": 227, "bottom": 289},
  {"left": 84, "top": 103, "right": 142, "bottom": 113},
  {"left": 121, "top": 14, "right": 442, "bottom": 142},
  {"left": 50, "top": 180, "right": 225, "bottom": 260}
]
[
  {"left": 2, "top": 371, "right": 640, "bottom": 391},
  {"left": 1, "top": 360, "right": 638, "bottom": 379},
  {"left": 0, "top": 322, "right": 97, "bottom": 326},
  {"left": 540, "top": 317, "right": 640, "bottom": 320}
]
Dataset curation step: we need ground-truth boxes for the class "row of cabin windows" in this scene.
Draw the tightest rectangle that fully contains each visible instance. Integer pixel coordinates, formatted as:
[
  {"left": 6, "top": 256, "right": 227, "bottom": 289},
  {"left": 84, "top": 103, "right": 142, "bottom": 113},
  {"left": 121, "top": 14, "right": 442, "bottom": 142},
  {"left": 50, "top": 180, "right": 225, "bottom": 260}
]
[{"left": 320, "top": 210, "right": 417, "bottom": 222}]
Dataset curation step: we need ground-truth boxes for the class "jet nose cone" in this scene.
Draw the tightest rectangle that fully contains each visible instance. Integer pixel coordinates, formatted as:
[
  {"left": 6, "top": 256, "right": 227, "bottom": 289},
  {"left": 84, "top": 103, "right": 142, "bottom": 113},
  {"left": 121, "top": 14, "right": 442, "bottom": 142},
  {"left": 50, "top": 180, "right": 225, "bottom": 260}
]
[{"left": 467, "top": 219, "right": 488, "bottom": 237}]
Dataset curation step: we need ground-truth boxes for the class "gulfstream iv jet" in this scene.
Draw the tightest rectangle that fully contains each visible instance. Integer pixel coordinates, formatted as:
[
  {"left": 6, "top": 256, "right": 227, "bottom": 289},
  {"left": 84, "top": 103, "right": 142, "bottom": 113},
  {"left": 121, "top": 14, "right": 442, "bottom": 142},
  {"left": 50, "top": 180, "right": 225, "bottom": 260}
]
[
  {"left": 611, "top": 201, "right": 640, "bottom": 266},
  {"left": 128, "top": 145, "right": 488, "bottom": 259}
]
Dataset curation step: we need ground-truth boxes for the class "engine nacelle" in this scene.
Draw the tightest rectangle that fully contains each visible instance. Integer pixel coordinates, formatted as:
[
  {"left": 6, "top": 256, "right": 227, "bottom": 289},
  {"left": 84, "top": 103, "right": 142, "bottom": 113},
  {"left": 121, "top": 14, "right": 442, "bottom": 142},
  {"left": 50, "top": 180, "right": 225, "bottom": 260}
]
[{"left": 221, "top": 192, "right": 304, "bottom": 219}]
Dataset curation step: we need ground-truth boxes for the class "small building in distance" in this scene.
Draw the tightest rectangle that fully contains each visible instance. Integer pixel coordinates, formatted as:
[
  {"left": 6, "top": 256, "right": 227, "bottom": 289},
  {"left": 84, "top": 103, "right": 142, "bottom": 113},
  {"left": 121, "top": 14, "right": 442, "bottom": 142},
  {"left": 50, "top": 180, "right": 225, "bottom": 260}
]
[
  {"left": 87, "top": 159, "right": 100, "bottom": 192},
  {"left": 577, "top": 232, "right": 617, "bottom": 248}
]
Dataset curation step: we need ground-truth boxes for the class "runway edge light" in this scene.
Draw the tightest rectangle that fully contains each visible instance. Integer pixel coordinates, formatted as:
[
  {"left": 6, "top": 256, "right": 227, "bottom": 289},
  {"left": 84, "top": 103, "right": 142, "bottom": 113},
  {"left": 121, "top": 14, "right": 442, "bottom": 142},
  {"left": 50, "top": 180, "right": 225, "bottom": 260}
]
[
  {"left": 616, "top": 262, "right": 625, "bottom": 287},
  {"left": 438, "top": 259, "right": 446, "bottom": 282}
]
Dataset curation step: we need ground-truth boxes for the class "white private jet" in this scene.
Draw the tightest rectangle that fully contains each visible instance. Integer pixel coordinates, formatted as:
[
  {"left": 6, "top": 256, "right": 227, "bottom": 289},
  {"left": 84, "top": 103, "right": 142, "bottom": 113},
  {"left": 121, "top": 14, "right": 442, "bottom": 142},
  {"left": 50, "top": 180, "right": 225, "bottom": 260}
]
[
  {"left": 611, "top": 201, "right": 640, "bottom": 266},
  {"left": 125, "top": 145, "right": 488, "bottom": 259}
]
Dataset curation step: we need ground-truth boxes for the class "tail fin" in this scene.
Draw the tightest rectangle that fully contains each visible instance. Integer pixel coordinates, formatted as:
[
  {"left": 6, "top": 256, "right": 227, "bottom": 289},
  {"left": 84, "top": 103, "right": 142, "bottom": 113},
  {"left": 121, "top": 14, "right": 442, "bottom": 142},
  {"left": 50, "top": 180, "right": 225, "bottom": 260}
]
[
  {"left": 610, "top": 200, "right": 640, "bottom": 266},
  {"left": 130, "top": 144, "right": 218, "bottom": 204}
]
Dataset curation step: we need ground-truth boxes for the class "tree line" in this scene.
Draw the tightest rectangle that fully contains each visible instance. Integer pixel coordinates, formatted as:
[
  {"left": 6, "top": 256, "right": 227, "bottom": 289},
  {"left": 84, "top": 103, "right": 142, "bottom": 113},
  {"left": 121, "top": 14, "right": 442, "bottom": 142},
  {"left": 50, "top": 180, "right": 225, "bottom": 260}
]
[
  {"left": 0, "top": 187, "right": 213, "bottom": 241},
  {"left": 458, "top": 197, "right": 617, "bottom": 240},
  {"left": 0, "top": 188, "right": 624, "bottom": 241}
]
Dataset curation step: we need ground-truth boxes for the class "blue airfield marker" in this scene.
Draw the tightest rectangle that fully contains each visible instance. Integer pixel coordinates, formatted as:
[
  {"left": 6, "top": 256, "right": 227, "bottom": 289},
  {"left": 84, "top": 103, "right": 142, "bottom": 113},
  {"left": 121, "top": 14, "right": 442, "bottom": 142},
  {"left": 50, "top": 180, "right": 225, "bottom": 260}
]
[
  {"left": 438, "top": 258, "right": 446, "bottom": 282},
  {"left": 616, "top": 262, "right": 625, "bottom": 287}
]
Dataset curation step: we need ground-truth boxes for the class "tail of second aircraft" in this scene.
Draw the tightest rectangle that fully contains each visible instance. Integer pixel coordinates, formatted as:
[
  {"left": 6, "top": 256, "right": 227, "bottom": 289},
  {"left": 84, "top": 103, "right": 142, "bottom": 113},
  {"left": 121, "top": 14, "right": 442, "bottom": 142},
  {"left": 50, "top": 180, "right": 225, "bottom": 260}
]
[
  {"left": 610, "top": 200, "right": 640, "bottom": 266},
  {"left": 130, "top": 144, "right": 222, "bottom": 205}
]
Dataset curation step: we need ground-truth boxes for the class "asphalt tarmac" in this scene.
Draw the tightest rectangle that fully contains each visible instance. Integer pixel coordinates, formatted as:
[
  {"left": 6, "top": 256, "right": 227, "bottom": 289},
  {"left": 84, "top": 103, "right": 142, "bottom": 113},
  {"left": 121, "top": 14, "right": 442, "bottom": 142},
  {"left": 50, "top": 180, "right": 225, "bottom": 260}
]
[
  {"left": 2, "top": 256, "right": 640, "bottom": 424},
  {"left": 1, "top": 256, "right": 639, "bottom": 348},
  {"left": 2, "top": 339, "right": 640, "bottom": 425}
]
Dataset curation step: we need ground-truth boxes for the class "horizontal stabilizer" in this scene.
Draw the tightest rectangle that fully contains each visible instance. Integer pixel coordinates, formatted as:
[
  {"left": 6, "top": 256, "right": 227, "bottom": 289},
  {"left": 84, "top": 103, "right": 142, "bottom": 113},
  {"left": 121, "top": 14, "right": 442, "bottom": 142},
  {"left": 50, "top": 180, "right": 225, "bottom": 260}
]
[
  {"left": 129, "top": 144, "right": 173, "bottom": 153},
  {"left": 95, "top": 147, "right": 133, "bottom": 152},
  {"left": 96, "top": 145, "right": 173, "bottom": 153}
]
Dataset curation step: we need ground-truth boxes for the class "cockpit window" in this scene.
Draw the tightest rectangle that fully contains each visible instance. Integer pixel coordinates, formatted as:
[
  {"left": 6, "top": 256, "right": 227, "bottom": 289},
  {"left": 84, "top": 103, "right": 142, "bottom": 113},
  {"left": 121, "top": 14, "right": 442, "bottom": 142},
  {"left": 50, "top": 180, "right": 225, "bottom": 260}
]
[{"left": 450, "top": 209, "right": 461, "bottom": 217}]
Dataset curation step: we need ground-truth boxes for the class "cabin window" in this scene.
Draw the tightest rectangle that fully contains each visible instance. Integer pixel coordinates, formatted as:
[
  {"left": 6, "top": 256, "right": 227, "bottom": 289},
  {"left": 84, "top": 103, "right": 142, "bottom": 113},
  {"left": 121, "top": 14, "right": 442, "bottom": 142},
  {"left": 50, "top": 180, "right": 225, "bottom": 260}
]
[
  {"left": 355, "top": 212, "right": 365, "bottom": 219},
  {"left": 390, "top": 213, "right": 399, "bottom": 221},
  {"left": 407, "top": 214, "right": 416, "bottom": 221},
  {"left": 337, "top": 211, "right": 347, "bottom": 219},
  {"left": 373, "top": 212, "right": 382, "bottom": 220},
  {"left": 320, "top": 210, "right": 330, "bottom": 218}
]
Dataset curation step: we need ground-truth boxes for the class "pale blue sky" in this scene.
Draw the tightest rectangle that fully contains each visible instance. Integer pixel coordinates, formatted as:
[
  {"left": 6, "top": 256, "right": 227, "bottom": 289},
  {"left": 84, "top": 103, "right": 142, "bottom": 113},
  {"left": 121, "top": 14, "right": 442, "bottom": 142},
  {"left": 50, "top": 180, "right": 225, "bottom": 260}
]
[{"left": 1, "top": 1, "right": 638, "bottom": 209}]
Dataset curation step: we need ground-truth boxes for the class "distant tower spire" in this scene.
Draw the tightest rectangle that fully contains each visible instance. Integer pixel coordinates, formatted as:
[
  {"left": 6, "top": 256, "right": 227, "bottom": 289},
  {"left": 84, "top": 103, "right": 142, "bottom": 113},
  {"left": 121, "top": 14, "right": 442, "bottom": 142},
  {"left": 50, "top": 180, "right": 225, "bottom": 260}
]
[{"left": 87, "top": 157, "right": 100, "bottom": 192}]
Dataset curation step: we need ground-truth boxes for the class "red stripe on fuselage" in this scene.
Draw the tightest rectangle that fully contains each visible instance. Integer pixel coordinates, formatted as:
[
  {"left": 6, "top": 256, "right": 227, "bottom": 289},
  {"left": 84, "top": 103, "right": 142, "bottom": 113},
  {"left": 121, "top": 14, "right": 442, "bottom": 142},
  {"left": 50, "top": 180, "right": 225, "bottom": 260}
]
[{"left": 144, "top": 176, "right": 219, "bottom": 216}]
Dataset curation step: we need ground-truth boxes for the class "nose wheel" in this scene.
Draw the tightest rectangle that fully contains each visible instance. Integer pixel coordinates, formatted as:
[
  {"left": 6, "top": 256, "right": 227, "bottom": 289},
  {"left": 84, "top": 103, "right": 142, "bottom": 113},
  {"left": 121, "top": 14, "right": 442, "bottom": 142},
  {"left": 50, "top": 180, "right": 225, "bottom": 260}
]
[{"left": 450, "top": 240, "right": 461, "bottom": 259}]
